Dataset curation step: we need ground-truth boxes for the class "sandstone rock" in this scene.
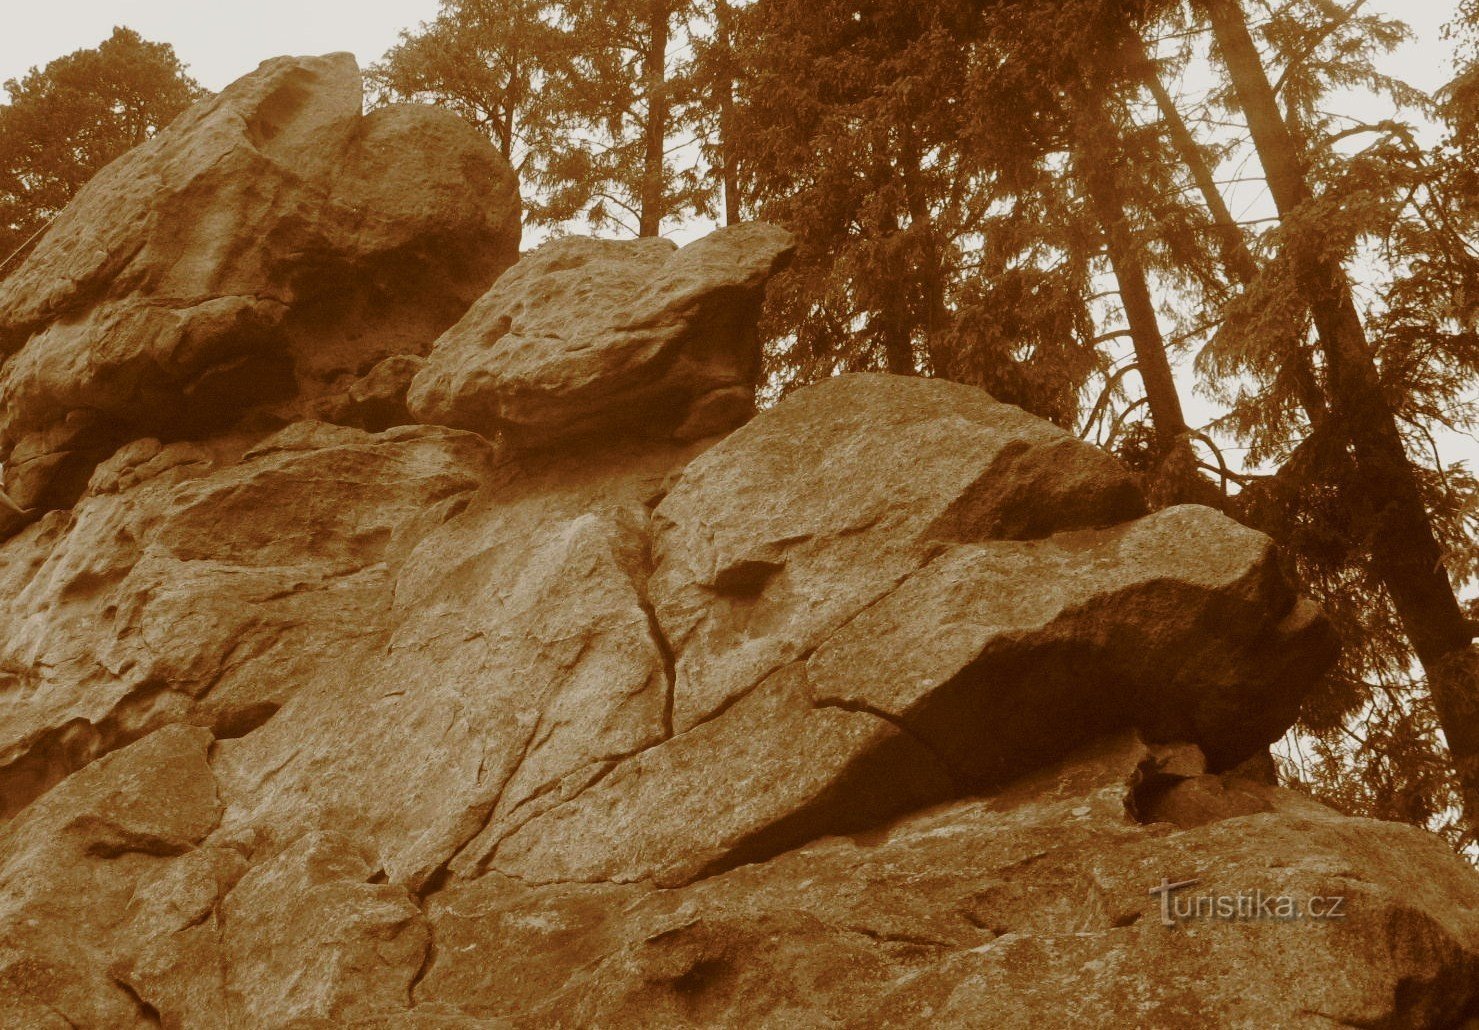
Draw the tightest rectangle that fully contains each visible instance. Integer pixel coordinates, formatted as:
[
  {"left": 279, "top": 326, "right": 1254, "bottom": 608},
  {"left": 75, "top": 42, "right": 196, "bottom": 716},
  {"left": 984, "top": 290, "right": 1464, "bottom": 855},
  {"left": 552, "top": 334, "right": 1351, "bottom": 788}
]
[
  {"left": 0, "top": 725, "right": 221, "bottom": 1028},
  {"left": 407, "top": 224, "right": 794, "bottom": 448},
  {"left": 424, "top": 377, "right": 1331, "bottom": 889},
  {"left": 415, "top": 735, "right": 1479, "bottom": 1028},
  {"left": 0, "top": 421, "right": 493, "bottom": 821},
  {"left": 326, "top": 354, "right": 427, "bottom": 432},
  {"left": 0, "top": 151, "right": 1474, "bottom": 1025},
  {"left": 0, "top": 53, "right": 520, "bottom": 521},
  {"left": 207, "top": 435, "right": 710, "bottom": 893},
  {"left": 471, "top": 507, "right": 1331, "bottom": 888},
  {"left": 649, "top": 373, "right": 1153, "bottom": 734},
  {"left": 216, "top": 831, "right": 429, "bottom": 1026}
]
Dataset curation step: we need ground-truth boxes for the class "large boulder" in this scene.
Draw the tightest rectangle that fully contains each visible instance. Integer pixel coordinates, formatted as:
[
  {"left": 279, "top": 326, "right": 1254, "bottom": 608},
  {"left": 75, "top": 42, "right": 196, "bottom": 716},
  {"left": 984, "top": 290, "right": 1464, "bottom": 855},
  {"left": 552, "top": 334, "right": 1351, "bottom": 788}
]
[
  {"left": 407, "top": 224, "right": 795, "bottom": 449},
  {"left": 417, "top": 735, "right": 1479, "bottom": 1028},
  {"left": 0, "top": 352, "right": 1408, "bottom": 1027},
  {"left": 442, "top": 375, "right": 1335, "bottom": 888},
  {"left": 0, "top": 53, "right": 520, "bottom": 524}
]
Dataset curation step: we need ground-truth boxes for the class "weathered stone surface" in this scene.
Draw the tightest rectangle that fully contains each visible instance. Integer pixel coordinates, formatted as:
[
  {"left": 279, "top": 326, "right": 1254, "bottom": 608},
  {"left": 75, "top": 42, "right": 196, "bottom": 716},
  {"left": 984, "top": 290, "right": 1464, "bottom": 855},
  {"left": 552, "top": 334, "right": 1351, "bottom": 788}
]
[
  {"left": 417, "top": 377, "right": 1328, "bottom": 890},
  {"left": 414, "top": 735, "right": 1479, "bottom": 1028},
  {"left": 325, "top": 354, "right": 427, "bottom": 432},
  {"left": 0, "top": 121, "right": 1475, "bottom": 1023},
  {"left": 472, "top": 510, "right": 1329, "bottom": 889},
  {"left": 0, "top": 725, "right": 221, "bottom": 1028},
  {"left": 207, "top": 435, "right": 707, "bottom": 893},
  {"left": 649, "top": 373, "right": 1154, "bottom": 734},
  {"left": 216, "top": 831, "right": 429, "bottom": 1025},
  {"left": 0, "top": 53, "right": 520, "bottom": 520},
  {"left": 407, "top": 224, "right": 794, "bottom": 448},
  {"left": 0, "top": 421, "right": 493, "bottom": 821},
  {"left": 3, "top": 346, "right": 1460, "bottom": 1025}
]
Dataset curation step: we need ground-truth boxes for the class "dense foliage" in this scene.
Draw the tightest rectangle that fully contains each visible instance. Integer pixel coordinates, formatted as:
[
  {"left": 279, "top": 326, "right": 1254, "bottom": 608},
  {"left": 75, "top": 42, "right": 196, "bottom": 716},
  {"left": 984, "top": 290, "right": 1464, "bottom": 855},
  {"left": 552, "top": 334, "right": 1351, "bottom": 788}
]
[{"left": 0, "top": 27, "right": 203, "bottom": 270}]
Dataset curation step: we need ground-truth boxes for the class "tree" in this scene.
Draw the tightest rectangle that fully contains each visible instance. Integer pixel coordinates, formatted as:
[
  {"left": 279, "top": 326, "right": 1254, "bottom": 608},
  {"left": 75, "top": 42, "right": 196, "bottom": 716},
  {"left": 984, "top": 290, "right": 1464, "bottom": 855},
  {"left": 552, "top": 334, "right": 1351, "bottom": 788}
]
[
  {"left": 1190, "top": 0, "right": 1479, "bottom": 838},
  {"left": 373, "top": 0, "right": 712, "bottom": 236},
  {"left": 691, "top": 0, "right": 742, "bottom": 225},
  {"left": 731, "top": 0, "right": 1224, "bottom": 478},
  {"left": 552, "top": 0, "right": 711, "bottom": 235},
  {"left": 730, "top": 0, "right": 1115, "bottom": 418},
  {"left": 370, "top": 0, "right": 562, "bottom": 163},
  {"left": 0, "top": 27, "right": 203, "bottom": 272}
]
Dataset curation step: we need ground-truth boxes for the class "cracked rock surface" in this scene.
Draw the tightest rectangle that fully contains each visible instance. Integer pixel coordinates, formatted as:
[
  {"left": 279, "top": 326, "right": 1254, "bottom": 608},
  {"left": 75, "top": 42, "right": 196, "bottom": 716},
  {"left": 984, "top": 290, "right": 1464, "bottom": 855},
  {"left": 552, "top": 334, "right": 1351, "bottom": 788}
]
[
  {"left": 0, "top": 53, "right": 520, "bottom": 527},
  {"left": 1, "top": 53, "right": 1478, "bottom": 1030},
  {"left": 407, "top": 224, "right": 795, "bottom": 449}
]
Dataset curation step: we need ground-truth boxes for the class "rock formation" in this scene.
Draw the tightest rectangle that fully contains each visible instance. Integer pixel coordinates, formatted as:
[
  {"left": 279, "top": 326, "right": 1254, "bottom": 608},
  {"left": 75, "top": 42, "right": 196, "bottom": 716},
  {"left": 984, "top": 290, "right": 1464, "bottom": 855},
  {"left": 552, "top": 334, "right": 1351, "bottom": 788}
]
[
  {"left": 0, "top": 52, "right": 519, "bottom": 526},
  {"left": 0, "top": 56, "right": 1477, "bottom": 1029},
  {"left": 407, "top": 225, "right": 794, "bottom": 448}
]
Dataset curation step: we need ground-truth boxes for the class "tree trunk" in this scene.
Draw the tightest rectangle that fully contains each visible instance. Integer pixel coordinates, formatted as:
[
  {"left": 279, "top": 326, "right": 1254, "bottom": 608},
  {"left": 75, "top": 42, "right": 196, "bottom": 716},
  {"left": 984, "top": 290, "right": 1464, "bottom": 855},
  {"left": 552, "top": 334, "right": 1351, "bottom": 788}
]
[
  {"left": 715, "top": 0, "right": 741, "bottom": 225},
  {"left": 1199, "top": 0, "right": 1479, "bottom": 829},
  {"left": 874, "top": 204, "right": 916, "bottom": 375},
  {"left": 1137, "top": 42, "right": 1327, "bottom": 424},
  {"left": 1141, "top": 61, "right": 1257, "bottom": 285},
  {"left": 898, "top": 131, "right": 950, "bottom": 368},
  {"left": 499, "top": 91, "right": 516, "bottom": 163},
  {"left": 880, "top": 319, "right": 914, "bottom": 375},
  {"left": 1072, "top": 95, "right": 1212, "bottom": 505},
  {"left": 639, "top": 3, "right": 671, "bottom": 237},
  {"left": 1089, "top": 185, "right": 1190, "bottom": 449}
]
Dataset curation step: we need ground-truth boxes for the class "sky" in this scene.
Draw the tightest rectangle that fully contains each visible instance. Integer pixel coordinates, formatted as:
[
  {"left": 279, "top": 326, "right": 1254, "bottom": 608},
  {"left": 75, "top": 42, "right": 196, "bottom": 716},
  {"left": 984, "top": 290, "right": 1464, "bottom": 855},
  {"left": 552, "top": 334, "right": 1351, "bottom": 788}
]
[
  {"left": 0, "top": 1, "right": 1459, "bottom": 94},
  {"left": 0, "top": 1, "right": 441, "bottom": 90},
  {"left": 0, "top": 0, "right": 1464, "bottom": 174}
]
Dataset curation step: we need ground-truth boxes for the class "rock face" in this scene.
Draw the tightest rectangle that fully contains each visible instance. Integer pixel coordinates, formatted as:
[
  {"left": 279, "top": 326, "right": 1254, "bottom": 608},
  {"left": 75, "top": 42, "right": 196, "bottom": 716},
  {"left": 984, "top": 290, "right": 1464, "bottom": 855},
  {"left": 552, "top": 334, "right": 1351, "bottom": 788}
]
[
  {"left": 0, "top": 53, "right": 520, "bottom": 525},
  {"left": 1, "top": 55, "right": 1477, "bottom": 1030},
  {"left": 407, "top": 225, "right": 795, "bottom": 449}
]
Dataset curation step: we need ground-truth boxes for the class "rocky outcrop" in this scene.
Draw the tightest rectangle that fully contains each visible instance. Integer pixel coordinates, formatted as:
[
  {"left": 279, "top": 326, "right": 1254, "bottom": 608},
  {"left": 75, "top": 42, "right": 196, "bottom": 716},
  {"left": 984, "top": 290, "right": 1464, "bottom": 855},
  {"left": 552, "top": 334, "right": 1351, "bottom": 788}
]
[
  {"left": 418, "top": 734, "right": 1479, "bottom": 1028},
  {"left": 407, "top": 225, "right": 794, "bottom": 449},
  {"left": 0, "top": 54, "right": 1477, "bottom": 1030},
  {"left": 0, "top": 53, "right": 520, "bottom": 525},
  {"left": 0, "top": 421, "right": 494, "bottom": 821}
]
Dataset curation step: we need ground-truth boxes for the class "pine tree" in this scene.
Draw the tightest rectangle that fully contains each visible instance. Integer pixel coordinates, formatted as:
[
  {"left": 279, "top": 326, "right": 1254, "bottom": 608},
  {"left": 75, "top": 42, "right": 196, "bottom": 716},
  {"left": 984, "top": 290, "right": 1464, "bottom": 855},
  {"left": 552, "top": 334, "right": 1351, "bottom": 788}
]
[
  {"left": 729, "top": 0, "right": 1119, "bottom": 419},
  {"left": 1188, "top": 0, "right": 1479, "bottom": 839},
  {"left": 369, "top": 0, "right": 569, "bottom": 167},
  {"left": 545, "top": 0, "right": 713, "bottom": 235}
]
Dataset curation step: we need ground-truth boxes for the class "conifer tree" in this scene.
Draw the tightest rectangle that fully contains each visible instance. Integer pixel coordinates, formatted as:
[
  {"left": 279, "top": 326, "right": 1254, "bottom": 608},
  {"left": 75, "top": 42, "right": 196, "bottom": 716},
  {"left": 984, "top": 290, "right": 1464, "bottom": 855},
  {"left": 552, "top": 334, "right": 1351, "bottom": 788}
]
[
  {"left": 1187, "top": 0, "right": 1479, "bottom": 838},
  {"left": 374, "top": 0, "right": 712, "bottom": 235}
]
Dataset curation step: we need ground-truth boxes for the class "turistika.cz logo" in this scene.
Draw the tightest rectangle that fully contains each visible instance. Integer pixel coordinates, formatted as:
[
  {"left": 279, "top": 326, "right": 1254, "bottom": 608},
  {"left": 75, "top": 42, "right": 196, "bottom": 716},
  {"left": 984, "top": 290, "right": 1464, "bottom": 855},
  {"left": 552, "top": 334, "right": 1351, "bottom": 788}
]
[{"left": 1149, "top": 877, "right": 1347, "bottom": 926}]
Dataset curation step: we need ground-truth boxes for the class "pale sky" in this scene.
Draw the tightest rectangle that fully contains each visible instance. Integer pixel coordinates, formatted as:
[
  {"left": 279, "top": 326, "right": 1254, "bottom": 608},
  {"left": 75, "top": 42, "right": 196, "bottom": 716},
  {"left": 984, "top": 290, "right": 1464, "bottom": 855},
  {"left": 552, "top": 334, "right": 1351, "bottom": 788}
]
[
  {"left": 0, "top": 1, "right": 1461, "bottom": 93},
  {"left": 0, "top": 1, "right": 441, "bottom": 89}
]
